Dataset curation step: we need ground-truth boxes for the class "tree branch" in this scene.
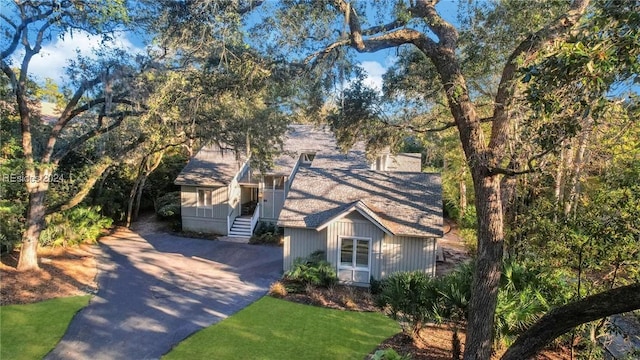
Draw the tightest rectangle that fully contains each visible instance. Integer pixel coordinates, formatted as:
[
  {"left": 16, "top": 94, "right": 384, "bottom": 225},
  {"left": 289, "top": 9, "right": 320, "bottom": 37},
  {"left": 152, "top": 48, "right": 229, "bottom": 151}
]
[
  {"left": 305, "top": 28, "right": 437, "bottom": 65},
  {"left": 414, "top": 0, "right": 459, "bottom": 48},
  {"left": 51, "top": 110, "right": 146, "bottom": 164},
  {"left": 501, "top": 283, "right": 640, "bottom": 360},
  {"left": 489, "top": 0, "right": 590, "bottom": 158},
  {"left": 1, "top": 5, "right": 55, "bottom": 59}
]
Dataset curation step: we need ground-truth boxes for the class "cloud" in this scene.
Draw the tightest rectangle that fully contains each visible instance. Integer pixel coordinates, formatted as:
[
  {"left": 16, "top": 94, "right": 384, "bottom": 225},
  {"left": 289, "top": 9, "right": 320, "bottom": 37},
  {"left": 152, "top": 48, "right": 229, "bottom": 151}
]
[
  {"left": 13, "top": 31, "right": 140, "bottom": 84},
  {"left": 360, "top": 60, "right": 386, "bottom": 92}
]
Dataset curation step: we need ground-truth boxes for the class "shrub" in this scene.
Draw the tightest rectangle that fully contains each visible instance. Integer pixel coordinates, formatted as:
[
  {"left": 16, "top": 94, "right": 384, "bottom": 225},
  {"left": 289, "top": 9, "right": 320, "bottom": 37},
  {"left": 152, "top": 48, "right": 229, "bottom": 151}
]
[
  {"left": 375, "top": 271, "right": 441, "bottom": 338},
  {"left": 284, "top": 251, "right": 338, "bottom": 288},
  {"left": 249, "top": 222, "right": 283, "bottom": 245},
  {"left": 0, "top": 200, "right": 25, "bottom": 253},
  {"left": 370, "top": 276, "right": 384, "bottom": 295},
  {"left": 268, "top": 281, "right": 288, "bottom": 298},
  {"left": 39, "top": 206, "right": 113, "bottom": 247},
  {"left": 459, "top": 228, "right": 477, "bottom": 255},
  {"left": 155, "top": 191, "right": 181, "bottom": 220},
  {"left": 372, "top": 348, "right": 412, "bottom": 360},
  {"left": 460, "top": 205, "right": 477, "bottom": 229}
]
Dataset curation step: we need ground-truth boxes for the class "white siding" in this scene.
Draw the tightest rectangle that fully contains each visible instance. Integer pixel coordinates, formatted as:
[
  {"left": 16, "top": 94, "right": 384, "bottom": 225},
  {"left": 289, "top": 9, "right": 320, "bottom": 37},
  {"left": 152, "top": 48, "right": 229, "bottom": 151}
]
[
  {"left": 381, "top": 235, "right": 437, "bottom": 277},
  {"left": 283, "top": 228, "right": 326, "bottom": 271}
]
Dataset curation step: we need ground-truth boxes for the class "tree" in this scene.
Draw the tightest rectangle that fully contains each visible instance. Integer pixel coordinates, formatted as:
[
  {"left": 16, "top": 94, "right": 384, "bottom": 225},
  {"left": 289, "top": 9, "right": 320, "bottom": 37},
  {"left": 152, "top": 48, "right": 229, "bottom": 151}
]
[
  {"left": 247, "top": 1, "right": 592, "bottom": 357},
  {"left": 1, "top": 1, "right": 148, "bottom": 270},
  {"left": 501, "top": 283, "right": 640, "bottom": 360}
]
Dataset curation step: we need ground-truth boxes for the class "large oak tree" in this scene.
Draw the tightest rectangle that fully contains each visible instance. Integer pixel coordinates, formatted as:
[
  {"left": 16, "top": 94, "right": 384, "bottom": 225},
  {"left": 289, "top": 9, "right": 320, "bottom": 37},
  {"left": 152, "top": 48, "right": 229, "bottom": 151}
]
[
  {"left": 1, "top": 0, "right": 148, "bottom": 270},
  {"left": 252, "top": 0, "right": 590, "bottom": 358}
]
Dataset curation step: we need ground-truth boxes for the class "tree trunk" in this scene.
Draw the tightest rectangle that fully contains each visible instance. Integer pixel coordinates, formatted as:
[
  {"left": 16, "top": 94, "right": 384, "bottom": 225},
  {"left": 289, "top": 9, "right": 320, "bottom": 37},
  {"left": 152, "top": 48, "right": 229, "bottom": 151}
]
[
  {"left": 563, "top": 122, "right": 591, "bottom": 217},
  {"left": 133, "top": 175, "right": 147, "bottom": 222},
  {"left": 92, "top": 167, "right": 112, "bottom": 205},
  {"left": 554, "top": 143, "right": 566, "bottom": 205},
  {"left": 464, "top": 173, "right": 505, "bottom": 360},
  {"left": 126, "top": 175, "right": 143, "bottom": 228},
  {"left": 133, "top": 151, "right": 164, "bottom": 222},
  {"left": 49, "top": 161, "right": 112, "bottom": 214},
  {"left": 501, "top": 283, "right": 640, "bottom": 360},
  {"left": 459, "top": 175, "right": 467, "bottom": 219},
  {"left": 17, "top": 176, "right": 50, "bottom": 271}
]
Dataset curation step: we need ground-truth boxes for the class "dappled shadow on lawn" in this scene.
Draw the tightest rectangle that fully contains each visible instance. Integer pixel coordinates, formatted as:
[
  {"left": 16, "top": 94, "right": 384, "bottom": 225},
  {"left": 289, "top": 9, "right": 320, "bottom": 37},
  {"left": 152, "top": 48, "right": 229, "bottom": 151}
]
[{"left": 45, "top": 227, "right": 282, "bottom": 360}]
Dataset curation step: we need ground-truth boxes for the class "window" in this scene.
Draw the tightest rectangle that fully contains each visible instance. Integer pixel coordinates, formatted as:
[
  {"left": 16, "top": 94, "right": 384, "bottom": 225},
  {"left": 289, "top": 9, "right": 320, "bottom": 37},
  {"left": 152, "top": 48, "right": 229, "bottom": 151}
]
[
  {"left": 301, "top": 153, "right": 316, "bottom": 164},
  {"left": 340, "top": 237, "right": 370, "bottom": 269},
  {"left": 264, "top": 175, "right": 285, "bottom": 189},
  {"left": 197, "top": 189, "right": 212, "bottom": 207}
]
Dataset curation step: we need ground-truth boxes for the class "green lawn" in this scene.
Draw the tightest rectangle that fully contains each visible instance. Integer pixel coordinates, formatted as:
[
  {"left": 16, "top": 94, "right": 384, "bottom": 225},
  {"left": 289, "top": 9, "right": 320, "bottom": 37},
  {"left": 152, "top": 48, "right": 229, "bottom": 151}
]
[
  {"left": 164, "top": 296, "right": 400, "bottom": 360},
  {"left": 0, "top": 296, "right": 90, "bottom": 360}
]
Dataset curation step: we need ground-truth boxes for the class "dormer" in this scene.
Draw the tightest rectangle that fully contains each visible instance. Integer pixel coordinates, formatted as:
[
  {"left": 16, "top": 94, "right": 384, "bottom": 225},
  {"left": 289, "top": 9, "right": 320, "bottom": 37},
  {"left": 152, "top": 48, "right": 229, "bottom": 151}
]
[{"left": 300, "top": 152, "right": 316, "bottom": 166}]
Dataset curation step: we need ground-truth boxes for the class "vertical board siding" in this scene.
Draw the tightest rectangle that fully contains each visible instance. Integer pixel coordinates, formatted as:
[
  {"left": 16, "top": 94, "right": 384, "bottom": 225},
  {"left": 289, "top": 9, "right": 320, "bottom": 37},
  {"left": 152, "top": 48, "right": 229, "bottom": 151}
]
[
  {"left": 181, "top": 186, "right": 197, "bottom": 217},
  {"left": 211, "top": 186, "right": 228, "bottom": 218},
  {"left": 382, "top": 235, "right": 436, "bottom": 277},
  {"left": 283, "top": 228, "right": 326, "bottom": 271},
  {"left": 182, "top": 218, "right": 227, "bottom": 234},
  {"left": 326, "top": 214, "right": 384, "bottom": 282},
  {"left": 261, "top": 189, "right": 285, "bottom": 220}
]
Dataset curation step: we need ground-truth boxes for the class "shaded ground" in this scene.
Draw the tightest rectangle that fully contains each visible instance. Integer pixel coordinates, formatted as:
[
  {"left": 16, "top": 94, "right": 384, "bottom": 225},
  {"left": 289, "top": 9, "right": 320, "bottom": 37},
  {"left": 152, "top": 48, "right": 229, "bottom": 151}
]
[
  {"left": 436, "top": 219, "right": 471, "bottom": 277},
  {"left": 0, "top": 245, "right": 98, "bottom": 305}
]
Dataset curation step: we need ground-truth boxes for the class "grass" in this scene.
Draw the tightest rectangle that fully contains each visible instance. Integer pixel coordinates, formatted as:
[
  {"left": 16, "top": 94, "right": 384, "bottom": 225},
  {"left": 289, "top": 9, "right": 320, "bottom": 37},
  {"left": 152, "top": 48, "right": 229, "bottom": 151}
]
[
  {"left": 164, "top": 296, "right": 400, "bottom": 360},
  {"left": 0, "top": 296, "right": 90, "bottom": 360}
]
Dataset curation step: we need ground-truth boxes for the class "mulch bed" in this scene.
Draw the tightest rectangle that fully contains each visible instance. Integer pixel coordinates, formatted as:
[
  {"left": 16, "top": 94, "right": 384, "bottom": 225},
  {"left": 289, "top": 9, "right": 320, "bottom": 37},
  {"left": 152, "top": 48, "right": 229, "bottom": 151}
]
[
  {"left": 0, "top": 245, "right": 98, "bottom": 305},
  {"left": 270, "top": 280, "right": 572, "bottom": 360}
]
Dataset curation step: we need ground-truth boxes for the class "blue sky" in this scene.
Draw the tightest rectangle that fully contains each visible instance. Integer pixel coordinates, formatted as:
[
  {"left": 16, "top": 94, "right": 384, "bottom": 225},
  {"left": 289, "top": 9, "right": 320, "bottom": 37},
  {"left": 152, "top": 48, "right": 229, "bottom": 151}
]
[{"left": 15, "top": 0, "right": 461, "bottom": 91}]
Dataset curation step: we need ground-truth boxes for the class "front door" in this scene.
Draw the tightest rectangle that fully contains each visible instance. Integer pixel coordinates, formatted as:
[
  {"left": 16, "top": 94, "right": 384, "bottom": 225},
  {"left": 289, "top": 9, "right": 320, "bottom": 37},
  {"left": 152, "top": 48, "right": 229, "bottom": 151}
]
[{"left": 338, "top": 237, "right": 371, "bottom": 284}]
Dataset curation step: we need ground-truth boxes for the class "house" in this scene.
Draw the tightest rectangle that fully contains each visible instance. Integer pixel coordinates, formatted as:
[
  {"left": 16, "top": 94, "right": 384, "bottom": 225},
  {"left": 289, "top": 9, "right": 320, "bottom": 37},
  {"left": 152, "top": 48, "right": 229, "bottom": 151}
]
[{"left": 175, "top": 124, "right": 443, "bottom": 285}]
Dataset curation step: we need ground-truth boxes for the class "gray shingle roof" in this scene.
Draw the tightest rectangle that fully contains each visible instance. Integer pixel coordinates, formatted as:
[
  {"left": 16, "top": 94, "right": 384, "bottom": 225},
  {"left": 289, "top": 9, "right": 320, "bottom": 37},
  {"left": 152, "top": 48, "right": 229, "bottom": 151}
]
[
  {"left": 270, "top": 124, "right": 370, "bottom": 174},
  {"left": 174, "top": 147, "right": 247, "bottom": 186},
  {"left": 278, "top": 168, "right": 443, "bottom": 237}
]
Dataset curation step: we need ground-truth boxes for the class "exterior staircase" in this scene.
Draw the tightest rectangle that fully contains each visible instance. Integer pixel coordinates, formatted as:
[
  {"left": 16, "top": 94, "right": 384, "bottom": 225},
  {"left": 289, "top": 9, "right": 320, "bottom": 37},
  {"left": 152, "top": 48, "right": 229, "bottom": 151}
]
[{"left": 228, "top": 216, "right": 253, "bottom": 238}]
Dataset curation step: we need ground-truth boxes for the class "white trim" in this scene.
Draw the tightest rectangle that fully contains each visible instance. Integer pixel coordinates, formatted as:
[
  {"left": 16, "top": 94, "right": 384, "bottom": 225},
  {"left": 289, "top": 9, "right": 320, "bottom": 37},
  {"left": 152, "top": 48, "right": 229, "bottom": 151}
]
[
  {"left": 196, "top": 187, "right": 214, "bottom": 217},
  {"left": 337, "top": 236, "right": 372, "bottom": 282},
  {"left": 316, "top": 203, "right": 393, "bottom": 235}
]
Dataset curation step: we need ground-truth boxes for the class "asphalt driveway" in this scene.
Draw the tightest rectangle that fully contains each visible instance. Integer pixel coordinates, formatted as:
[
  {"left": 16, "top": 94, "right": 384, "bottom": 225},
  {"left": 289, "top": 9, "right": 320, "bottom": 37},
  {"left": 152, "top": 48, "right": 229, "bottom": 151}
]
[{"left": 45, "top": 229, "right": 282, "bottom": 360}]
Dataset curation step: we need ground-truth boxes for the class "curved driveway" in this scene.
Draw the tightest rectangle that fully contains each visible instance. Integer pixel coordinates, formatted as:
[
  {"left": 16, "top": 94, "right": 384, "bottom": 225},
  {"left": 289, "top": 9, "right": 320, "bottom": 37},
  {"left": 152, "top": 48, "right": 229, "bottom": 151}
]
[{"left": 46, "top": 229, "right": 282, "bottom": 360}]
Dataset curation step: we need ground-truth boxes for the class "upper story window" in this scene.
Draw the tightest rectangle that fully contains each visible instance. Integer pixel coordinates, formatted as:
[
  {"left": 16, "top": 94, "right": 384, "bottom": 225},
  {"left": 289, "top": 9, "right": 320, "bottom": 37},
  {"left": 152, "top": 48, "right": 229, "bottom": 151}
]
[
  {"left": 264, "top": 175, "right": 285, "bottom": 189},
  {"left": 373, "top": 154, "right": 389, "bottom": 171},
  {"left": 197, "top": 188, "right": 212, "bottom": 207}
]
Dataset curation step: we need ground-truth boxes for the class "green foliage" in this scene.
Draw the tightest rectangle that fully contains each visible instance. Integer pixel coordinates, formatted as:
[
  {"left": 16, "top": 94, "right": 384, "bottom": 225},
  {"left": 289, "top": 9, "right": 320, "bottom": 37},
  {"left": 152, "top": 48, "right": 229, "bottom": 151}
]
[
  {"left": 155, "top": 191, "right": 181, "bottom": 219},
  {"left": 373, "top": 348, "right": 412, "bottom": 360},
  {"left": 39, "top": 206, "right": 113, "bottom": 247},
  {"left": 376, "top": 261, "right": 572, "bottom": 345},
  {"left": 375, "top": 271, "right": 441, "bottom": 337},
  {"left": 0, "top": 202, "right": 25, "bottom": 253},
  {"left": 459, "top": 228, "right": 478, "bottom": 255},
  {"left": 248, "top": 222, "right": 283, "bottom": 245},
  {"left": 284, "top": 251, "right": 338, "bottom": 288}
]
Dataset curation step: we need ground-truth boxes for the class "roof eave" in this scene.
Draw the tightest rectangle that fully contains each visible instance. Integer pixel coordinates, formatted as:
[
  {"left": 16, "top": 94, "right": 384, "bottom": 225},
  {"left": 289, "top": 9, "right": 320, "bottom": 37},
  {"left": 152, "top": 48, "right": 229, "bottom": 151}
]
[{"left": 315, "top": 202, "right": 395, "bottom": 236}]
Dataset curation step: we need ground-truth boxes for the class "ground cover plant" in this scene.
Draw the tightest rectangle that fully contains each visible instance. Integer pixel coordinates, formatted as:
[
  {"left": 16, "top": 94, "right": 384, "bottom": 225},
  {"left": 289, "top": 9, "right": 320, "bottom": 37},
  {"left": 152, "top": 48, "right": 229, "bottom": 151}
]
[
  {"left": 0, "top": 296, "right": 90, "bottom": 360},
  {"left": 163, "top": 296, "right": 399, "bottom": 360}
]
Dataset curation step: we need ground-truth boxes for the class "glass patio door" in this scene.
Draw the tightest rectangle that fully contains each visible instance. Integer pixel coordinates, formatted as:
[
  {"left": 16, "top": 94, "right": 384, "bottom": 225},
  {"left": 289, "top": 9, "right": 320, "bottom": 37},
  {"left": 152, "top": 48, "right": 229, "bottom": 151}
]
[{"left": 338, "top": 237, "right": 371, "bottom": 283}]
